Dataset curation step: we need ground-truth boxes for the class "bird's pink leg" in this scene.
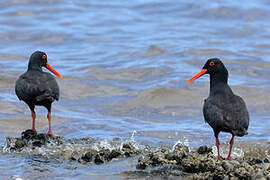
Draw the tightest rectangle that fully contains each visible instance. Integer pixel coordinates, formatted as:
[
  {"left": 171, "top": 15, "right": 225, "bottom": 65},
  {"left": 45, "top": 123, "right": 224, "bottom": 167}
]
[
  {"left": 31, "top": 111, "right": 37, "bottom": 132},
  {"left": 216, "top": 138, "right": 222, "bottom": 160},
  {"left": 47, "top": 112, "right": 55, "bottom": 136},
  {"left": 226, "top": 135, "right": 234, "bottom": 160}
]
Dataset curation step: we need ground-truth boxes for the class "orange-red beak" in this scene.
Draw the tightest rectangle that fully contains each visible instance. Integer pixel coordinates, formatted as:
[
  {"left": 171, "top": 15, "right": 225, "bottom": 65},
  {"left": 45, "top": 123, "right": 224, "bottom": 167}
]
[
  {"left": 186, "top": 69, "right": 207, "bottom": 84},
  {"left": 46, "top": 62, "right": 62, "bottom": 78}
]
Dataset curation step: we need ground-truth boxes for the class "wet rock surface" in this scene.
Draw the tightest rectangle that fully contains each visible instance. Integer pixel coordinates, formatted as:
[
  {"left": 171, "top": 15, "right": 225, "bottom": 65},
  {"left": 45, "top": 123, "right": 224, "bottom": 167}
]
[
  {"left": 2, "top": 130, "right": 270, "bottom": 179},
  {"left": 135, "top": 144, "right": 270, "bottom": 179},
  {"left": 4, "top": 129, "right": 63, "bottom": 152},
  {"left": 3, "top": 129, "right": 143, "bottom": 165}
]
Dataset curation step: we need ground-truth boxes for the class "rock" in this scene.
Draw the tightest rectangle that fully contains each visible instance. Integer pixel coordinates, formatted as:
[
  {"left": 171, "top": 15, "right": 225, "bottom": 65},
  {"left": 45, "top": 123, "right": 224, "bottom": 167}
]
[
  {"left": 183, "top": 152, "right": 217, "bottom": 174},
  {"left": 14, "top": 139, "right": 25, "bottom": 150},
  {"left": 108, "top": 149, "right": 121, "bottom": 160},
  {"left": 134, "top": 144, "right": 269, "bottom": 179},
  {"left": 36, "top": 133, "right": 49, "bottom": 143},
  {"left": 222, "top": 161, "right": 234, "bottom": 172},
  {"left": 173, "top": 144, "right": 189, "bottom": 154},
  {"left": 263, "top": 158, "right": 269, "bottom": 163},
  {"left": 136, "top": 162, "right": 147, "bottom": 170},
  {"left": 254, "top": 170, "right": 265, "bottom": 180},
  {"left": 168, "top": 145, "right": 189, "bottom": 164},
  {"left": 181, "top": 157, "right": 200, "bottom": 173},
  {"left": 81, "top": 152, "right": 94, "bottom": 162},
  {"left": 164, "top": 152, "right": 181, "bottom": 164},
  {"left": 98, "top": 148, "right": 111, "bottom": 161},
  {"left": 94, "top": 154, "right": 104, "bottom": 164},
  {"left": 32, "top": 140, "right": 43, "bottom": 147},
  {"left": 122, "top": 143, "right": 140, "bottom": 157},
  {"left": 70, "top": 151, "right": 80, "bottom": 161},
  {"left": 21, "top": 130, "right": 52, "bottom": 148},
  {"left": 136, "top": 156, "right": 149, "bottom": 170},
  {"left": 263, "top": 163, "right": 270, "bottom": 178},
  {"left": 243, "top": 162, "right": 253, "bottom": 171},
  {"left": 234, "top": 167, "right": 250, "bottom": 179},
  {"left": 150, "top": 153, "right": 164, "bottom": 166},
  {"left": 122, "top": 143, "right": 132, "bottom": 150},
  {"left": 197, "top": 145, "right": 212, "bottom": 154},
  {"left": 213, "top": 165, "right": 226, "bottom": 180},
  {"left": 230, "top": 160, "right": 240, "bottom": 166},
  {"left": 21, "top": 129, "right": 37, "bottom": 140},
  {"left": 4, "top": 131, "right": 270, "bottom": 179},
  {"left": 263, "top": 163, "right": 270, "bottom": 171},
  {"left": 247, "top": 157, "right": 263, "bottom": 165}
]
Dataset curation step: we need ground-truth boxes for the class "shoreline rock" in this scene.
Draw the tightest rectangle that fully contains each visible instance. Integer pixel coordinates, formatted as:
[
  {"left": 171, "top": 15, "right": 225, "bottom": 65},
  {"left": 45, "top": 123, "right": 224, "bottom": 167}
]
[
  {"left": 2, "top": 129, "right": 270, "bottom": 179},
  {"left": 136, "top": 144, "right": 270, "bottom": 179}
]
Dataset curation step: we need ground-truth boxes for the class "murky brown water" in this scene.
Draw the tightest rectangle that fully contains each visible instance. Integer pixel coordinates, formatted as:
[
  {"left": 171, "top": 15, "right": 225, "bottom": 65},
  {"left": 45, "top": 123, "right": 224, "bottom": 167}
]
[{"left": 0, "top": 0, "right": 269, "bottom": 179}]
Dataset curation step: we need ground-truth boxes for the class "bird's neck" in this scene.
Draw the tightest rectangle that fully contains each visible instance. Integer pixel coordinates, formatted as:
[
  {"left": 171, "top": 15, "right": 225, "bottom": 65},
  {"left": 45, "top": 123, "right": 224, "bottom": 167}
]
[
  {"left": 27, "top": 61, "right": 42, "bottom": 71},
  {"left": 209, "top": 72, "right": 233, "bottom": 96}
]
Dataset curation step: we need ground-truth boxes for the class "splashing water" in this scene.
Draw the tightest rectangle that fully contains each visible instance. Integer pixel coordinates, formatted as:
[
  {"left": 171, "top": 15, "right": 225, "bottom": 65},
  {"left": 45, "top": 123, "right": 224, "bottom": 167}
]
[
  {"left": 120, "top": 130, "right": 145, "bottom": 151},
  {"left": 130, "top": 130, "right": 137, "bottom": 144},
  {"left": 211, "top": 143, "right": 244, "bottom": 159},
  {"left": 10, "top": 175, "right": 24, "bottom": 180},
  {"left": 172, "top": 137, "right": 190, "bottom": 152}
]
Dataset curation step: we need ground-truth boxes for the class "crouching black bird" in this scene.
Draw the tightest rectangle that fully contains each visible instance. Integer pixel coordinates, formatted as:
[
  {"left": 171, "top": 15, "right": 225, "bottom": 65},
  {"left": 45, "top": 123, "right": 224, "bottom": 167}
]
[
  {"left": 186, "top": 58, "right": 249, "bottom": 160},
  {"left": 15, "top": 51, "right": 62, "bottom": 136}
]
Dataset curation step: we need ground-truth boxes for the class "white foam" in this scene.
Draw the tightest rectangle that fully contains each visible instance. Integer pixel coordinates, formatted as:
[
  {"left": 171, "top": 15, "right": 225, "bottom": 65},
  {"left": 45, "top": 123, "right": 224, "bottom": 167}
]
[
  {"left": 172, "top": 137, "right": 190, "bottom": 152},
  {"left": 130, "top": 130, "right": 137, "bottom": 144},
  {"left": 10, "top": 175, "right": 24, "bottom": 180},
  {"left": 211, "top": 143, "right": 244, "bottom": 158}
]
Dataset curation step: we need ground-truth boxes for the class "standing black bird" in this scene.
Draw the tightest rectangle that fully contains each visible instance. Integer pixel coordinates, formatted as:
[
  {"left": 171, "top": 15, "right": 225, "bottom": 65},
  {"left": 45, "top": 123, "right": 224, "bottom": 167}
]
[
  {"left": 15, "top": 51, "right": 62, "bottom": 136},
  {"left": 186, "top": 58, "right": 249, "bottom": 160}
]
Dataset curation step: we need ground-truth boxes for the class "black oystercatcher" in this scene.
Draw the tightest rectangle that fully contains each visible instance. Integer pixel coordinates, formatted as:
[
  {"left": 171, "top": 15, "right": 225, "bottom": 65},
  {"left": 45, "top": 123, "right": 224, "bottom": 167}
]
[
  {"left": 186, "top": 58, "right": 249, "bottom": 160},
  {"left": 15, "top": 51, "right": 62, "bottom": 136}
]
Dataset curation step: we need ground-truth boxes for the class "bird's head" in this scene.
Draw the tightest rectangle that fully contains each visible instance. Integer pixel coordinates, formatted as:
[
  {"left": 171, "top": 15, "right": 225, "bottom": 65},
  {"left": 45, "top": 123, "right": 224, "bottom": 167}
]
[
  {"left": 28, "top": 51, "right": 62, "bottom": 78},
  {"left": 186, "top": 58, "right": 227, "bottom": 84}
]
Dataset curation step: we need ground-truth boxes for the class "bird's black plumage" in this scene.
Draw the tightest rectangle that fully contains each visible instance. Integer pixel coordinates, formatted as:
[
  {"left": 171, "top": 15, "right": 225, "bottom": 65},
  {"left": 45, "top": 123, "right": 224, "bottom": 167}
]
[
  {"left": 186, "top": 58, "right": 249, "bottom": 160},
  {"left": 15, "top": 51, "right": 62, "bottom": 135},
  {"left": 202, "top": 58, "right": 249, "bottom": 137},
  {"left": 15, "top": 69, "right": 59, "bottom": 109}
]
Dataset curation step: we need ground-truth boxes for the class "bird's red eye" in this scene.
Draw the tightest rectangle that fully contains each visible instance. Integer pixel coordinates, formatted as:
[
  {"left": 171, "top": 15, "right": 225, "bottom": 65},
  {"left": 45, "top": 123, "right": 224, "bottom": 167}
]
[
  {"left": 42, "top": 54, "right": 47, "bottom": 60},
  {"left": 209, "top": 61, "right": 215, "bottom": 66}
]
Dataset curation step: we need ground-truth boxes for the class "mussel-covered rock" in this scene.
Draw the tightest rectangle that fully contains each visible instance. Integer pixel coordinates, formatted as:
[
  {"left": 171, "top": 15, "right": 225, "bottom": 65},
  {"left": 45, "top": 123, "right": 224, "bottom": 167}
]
[{"left": 4, "top": 130, "right": 270, "bottom": 179}]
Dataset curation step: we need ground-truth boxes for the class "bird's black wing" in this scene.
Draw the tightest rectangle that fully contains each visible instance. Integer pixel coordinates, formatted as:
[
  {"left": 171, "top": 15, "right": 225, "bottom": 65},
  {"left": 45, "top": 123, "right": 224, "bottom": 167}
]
[
  {"left": 36, "top": 72, "right": 60, "bottom": 102},
  {"left": 203, "top": 97, "right": 224, "bottom": 136},
  {"left": 15, "top": 71, "right": 60, "bottom": 103},
  {"left": 229, "top": 95, "right": 249, "bottom": 136},
  {"left": 15, "top": 73, "right": 36, "bottom": 102},
  {"left": 203, "top": 95, "right": 249, "bottom": 136}
]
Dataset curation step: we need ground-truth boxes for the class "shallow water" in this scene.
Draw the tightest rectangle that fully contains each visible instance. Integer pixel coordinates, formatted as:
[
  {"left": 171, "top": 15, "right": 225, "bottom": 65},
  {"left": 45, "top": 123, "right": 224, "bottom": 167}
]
[{"left": 0, "top": 0, "right": 270, "bottom": 179}]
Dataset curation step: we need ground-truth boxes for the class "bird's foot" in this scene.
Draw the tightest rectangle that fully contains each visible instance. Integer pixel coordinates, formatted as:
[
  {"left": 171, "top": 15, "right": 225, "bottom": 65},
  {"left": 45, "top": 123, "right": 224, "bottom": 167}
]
[
  {"left": 226, "top": 156, "right": 232, "bottom": 160},
  {"left": 47, "top": 130, "right": 56, "bottom": 136},
  {"left": 218, "top": 156, "right": 224, "bottom": 161},
  {"left": 31, "top": 128, "right": 37, "bottom": 133}
]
